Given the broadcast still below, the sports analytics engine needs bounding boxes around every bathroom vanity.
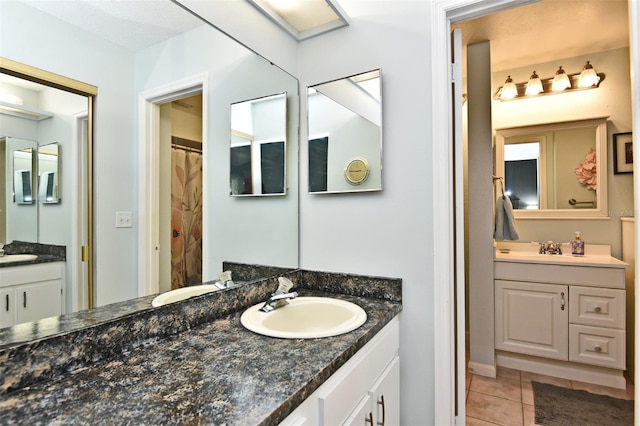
[494,242,629,389]
[0,269,401,424]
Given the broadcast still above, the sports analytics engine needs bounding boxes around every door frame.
[138,74,209,297]
[431,0,640,423]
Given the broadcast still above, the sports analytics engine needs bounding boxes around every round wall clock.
[344,157,370,185]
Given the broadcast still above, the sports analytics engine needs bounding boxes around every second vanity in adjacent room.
[494,241,629,388]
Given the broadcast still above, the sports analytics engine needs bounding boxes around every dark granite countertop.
[0,241,66,268]
[0,270,402,425]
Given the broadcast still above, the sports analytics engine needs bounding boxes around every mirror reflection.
[38,143,60,203]
[308,69,382,194]
[2,137,37,242]
[13,146,34,204]
[495,117,608,218]
[0,0,299,336]
[230,93,287,196]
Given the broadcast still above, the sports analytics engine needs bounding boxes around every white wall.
[1,0,138,306]
[298,2,434,424]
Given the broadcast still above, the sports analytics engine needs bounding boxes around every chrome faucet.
[260,291,298,312]
[538,241,562,255]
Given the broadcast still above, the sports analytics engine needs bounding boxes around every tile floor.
[465,366,635,425]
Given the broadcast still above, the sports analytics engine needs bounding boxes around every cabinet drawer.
[569,286,625,329]
[569,324,625,369]
[494,261,625,289]
[0,262,63,287]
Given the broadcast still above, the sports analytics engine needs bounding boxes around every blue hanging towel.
[494,194,519,241]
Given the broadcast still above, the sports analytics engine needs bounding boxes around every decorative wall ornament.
[574,148,597,190]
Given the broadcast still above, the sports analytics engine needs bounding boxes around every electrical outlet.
[115,211,133,228]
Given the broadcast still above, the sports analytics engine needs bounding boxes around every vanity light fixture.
[246,0,350,41]
[551,66,571,91]
[524,71,543,96]
[494,62,604,101]
[498,75,518,100]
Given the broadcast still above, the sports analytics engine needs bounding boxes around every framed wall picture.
[613,132,633,174]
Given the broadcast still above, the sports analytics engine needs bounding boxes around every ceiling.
[453,0,629,72]
[15,0,205,53]
[10,0,631,74]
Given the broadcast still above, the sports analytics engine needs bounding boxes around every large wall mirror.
[495,117,608,219]
[308,69,382,194]
[0,0,299,336]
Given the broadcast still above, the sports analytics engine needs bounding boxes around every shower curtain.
[171,148,203,289]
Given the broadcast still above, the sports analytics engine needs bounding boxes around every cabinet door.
[495,280,569,360]
[16,280,62,324]
[343,394,373,426]
[369,356,400,426]
[0,288,16,328]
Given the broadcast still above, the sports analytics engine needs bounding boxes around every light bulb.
[500,75,518,100]
[578,61,599,88]
[551,66,571,91]
[525,71,543,96]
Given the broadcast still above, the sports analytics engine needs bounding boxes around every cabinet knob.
[594,306,602,313]
[594,345,602,353]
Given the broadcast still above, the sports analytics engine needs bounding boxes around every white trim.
[467,361,497,379]
[71,111,89,312]
[431,1,548,424]
[138,74,208,298]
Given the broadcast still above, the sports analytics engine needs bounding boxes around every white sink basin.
[240,297,367,339]
[0,254,38,263]
[151,285,220,307]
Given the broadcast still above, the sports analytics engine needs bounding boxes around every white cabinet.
[0,262,64,328]
[495,280,568,360]
[282,317,400,426]
[494,255,627,388]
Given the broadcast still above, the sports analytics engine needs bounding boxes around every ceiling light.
[247,0,350,41]
[499,76,518,100]
[577,61,600,88]
[525,71,543,96]
[551,66,571,91]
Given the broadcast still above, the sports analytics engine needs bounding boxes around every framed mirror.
[308,69,382,194]
[230,92,287,196]
[38,142,60,203]
[495,117,608,218]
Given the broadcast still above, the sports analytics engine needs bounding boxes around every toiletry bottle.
[571,231,585,256]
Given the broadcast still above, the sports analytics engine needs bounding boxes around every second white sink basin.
[151,285,220,307]
[240,297,367,339]
[0,254,38,263]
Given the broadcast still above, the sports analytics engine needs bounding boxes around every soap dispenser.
[571,231,585,256]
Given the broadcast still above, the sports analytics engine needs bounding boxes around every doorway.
[159,95,204,292]
[431,0,640,424]
[138,74,208,297]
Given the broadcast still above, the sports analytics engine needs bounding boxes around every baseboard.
[497,351,626,389]
[468,360,497,378]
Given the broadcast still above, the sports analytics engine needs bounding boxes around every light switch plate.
[115,211,133,228]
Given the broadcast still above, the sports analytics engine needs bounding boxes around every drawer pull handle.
[594,345,602,353]
[366,412,374,425]
[23,291,27,308]
[594,306,602,313]
[560,292,565,311]
[377,395,385,426]
[5,294,8,311]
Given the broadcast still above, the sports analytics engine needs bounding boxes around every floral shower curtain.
[171,148,203,289]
